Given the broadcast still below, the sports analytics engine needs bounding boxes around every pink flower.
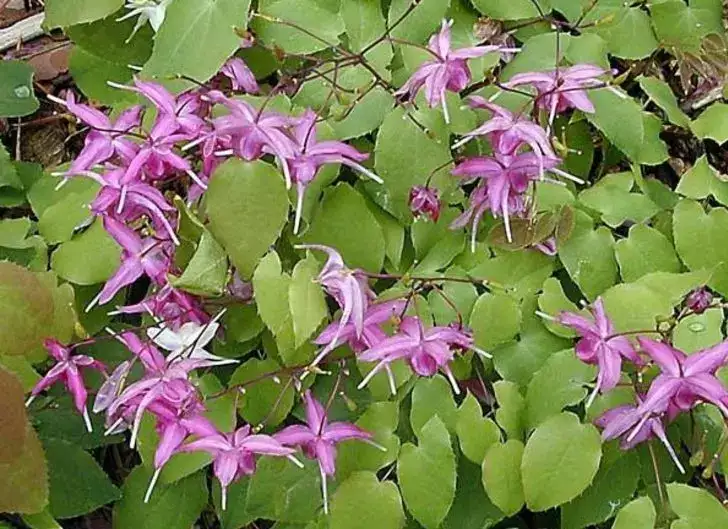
[686,287,713,314]
[28,339,106,432]
[86,217,173,311]
[557,297,641,406]
[395,19,514,123]
[499,65,610,128]
[111,284,209,330]
[409,186,441,222]
[181,425,298,509]
[358,317,487,394]
[220,57,259,93]
[275,391,375,514]
[285,110,382,234]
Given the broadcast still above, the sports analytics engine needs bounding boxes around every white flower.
[117,0,173,43]
[146,310,237,366]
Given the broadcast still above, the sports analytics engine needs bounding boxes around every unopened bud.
[686,287,713,314]
[409,185,441,222]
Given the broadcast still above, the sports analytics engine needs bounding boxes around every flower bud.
[409,185,441,222]
[686,287,713,314]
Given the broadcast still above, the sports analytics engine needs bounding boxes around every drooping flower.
[180,425,299,509]
[86,216,173,312]
[686,287,713,315]
[395,19,515,123]
[275,391,375,514]
[600,338,728,450]
[557,297,642,406]
[111,284,209,330]
[452,98,558,179]
[595,397,685,473]
[220,57,259,94]
[357,316,488,394]
[117,0,173,42]
[409,185,441,222]
[297,244,373,350]
[498,65,611,127]
[27,339,106,432]
[532,236,557,256]
[284,110,382,234]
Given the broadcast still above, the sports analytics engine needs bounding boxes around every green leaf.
[253,251,292,336]
[525,349,596,429]
[330,88,395,140]
[22,508,63,529]
[51,220,121,285]
[170,230,228,296]
[143,0,252,82]
[389,0,450,42]
[493,296,571,386]
[470,292,522,351]
[35,180,98,244]
[43,439,120,519]
[223,304,265,344]
[303,183,385,272]
[442,458,505,529]
[337,402,401,479]
[428,269,478,325]
[0,262,55,357]
[586,88,668,165]
[329,472,405,529]
[578,172,660,228]
[673,308,723,353]
[521,412,602,511]
[0,61,40,118]
[289,255,328,348]
[615,224,681,282]
[0,423,48,514]
[493,381,526,441]
[45,0,123,27]
[207,159,289,279]
[595,8,658,59]
[471,0,550,20]
[639,76,690,127]
[560,445,641,529]
[0,144,21,189]
[667,483,728,527]
[690,103,728,144]
[398,416,456,529]
[242,458,322,523]
[469,251,555,300]
[537,277,579,338]
[410,208,466,274]
[253,0,344,54]
[559,213,619,300]
[673,199,728,296]
[456,392,501,464]
[33,398,122,450]
[410,376,458,436]
[676,156,728,206]
[374,106,451,221]
[612,496,657,529]
[228,357,295,426]
[113,467,207,529]
[650,0,723,52]
[482,440,525,516]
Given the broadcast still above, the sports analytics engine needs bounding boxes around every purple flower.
[451,152,560,245]
[395,19,514,123]
[357,316,488,395]
[27,339,106,432]
[452,99,558,178]
[181,425,298,509]
[220,57,259,93]
[297,244,373,353]
[686,287,713,314]
[499,65,610,127]
[285,110,382,233]
[595,397,684,473]
[601,338,728,452]
[86,217,173,311]
[111,284,209,330]
[532,236,557,256]
[557,297,641,406]
[409,185,441,222]
[275,391,375,514]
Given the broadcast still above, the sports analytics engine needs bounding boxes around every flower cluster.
[557,291,728,473]
[400,22,613,250]
[33,57,382,513]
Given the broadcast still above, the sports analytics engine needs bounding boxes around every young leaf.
[51,220,121,285]
[676,156,728,206]
[0,61,40,118]
[470,292,522,350]
[690,103,728,144]
[329,472,405,529]
[611,496,657,529]
[45,0,123,27]
[398,416,456,529]
[614,224,681,282]
[638,76,690,127]
[667,483,728,527]
[207,159,289,279]
[410,376,458,435]
[456,392,501,464]
[521,412,602,511]
[289,255,328,348]
[170,230,228,296]
[493,381,526,441]
[481,440,525,516]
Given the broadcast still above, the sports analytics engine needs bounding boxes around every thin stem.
[648,440,668,513]
[359,0,420,55]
